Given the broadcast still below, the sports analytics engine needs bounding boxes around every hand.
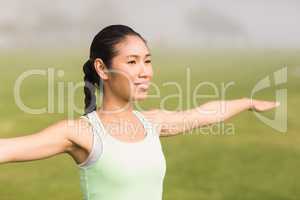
[248,98,280,112]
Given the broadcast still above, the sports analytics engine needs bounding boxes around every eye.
[127,60,136,64]
[145,60,151,64]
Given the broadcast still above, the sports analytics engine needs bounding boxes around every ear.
[94,58,109,80]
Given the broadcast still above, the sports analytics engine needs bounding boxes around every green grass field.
[0,48,299,200]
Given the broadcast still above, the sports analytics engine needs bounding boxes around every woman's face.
[107,35,153,102]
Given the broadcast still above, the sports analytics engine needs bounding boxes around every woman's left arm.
[142,97,280,137]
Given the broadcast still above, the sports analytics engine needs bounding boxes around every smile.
[135,82,149,90]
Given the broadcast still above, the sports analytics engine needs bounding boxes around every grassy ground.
[0,48,299,200]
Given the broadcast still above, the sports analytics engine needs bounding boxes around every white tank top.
[77,110,167,200]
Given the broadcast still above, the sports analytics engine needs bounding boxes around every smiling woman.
[83,25,153,115]
[77,25,166,200]
[0,24,280,200]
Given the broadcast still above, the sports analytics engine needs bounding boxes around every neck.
[98,89,134,116]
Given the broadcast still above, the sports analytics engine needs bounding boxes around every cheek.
[148,67,154,78]
[110,66,134,83]
[110,69,135,94]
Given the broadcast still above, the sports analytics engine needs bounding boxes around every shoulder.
[139,109,162,124]
[139,109,176,133]
[140,109,175,122]
[62,116,94,154]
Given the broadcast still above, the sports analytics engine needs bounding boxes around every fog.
[1,0,299,48]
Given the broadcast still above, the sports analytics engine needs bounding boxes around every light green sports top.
[77,110,167,200]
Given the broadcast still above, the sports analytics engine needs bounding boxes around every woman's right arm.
[0,119,83,164]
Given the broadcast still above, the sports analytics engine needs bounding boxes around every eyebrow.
[126,53,151,58]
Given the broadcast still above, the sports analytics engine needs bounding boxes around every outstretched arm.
[142,98,280,136]
[0,119,78,164]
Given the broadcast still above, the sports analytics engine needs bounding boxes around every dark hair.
[83,24,147,115]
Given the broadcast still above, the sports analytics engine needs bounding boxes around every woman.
[0,25,279,200]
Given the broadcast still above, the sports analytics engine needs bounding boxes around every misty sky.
[0,0,299,48]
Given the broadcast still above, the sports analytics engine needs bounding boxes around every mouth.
[134,81,150,90]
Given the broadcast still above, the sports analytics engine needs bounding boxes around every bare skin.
[0,35,280,165]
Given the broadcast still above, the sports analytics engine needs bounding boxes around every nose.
[139,62,150,77]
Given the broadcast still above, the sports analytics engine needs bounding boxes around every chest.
[88,137,167,185]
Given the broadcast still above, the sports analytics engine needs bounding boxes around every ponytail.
[83,59,100,115]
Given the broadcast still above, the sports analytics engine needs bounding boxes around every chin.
[133,94,148,101]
